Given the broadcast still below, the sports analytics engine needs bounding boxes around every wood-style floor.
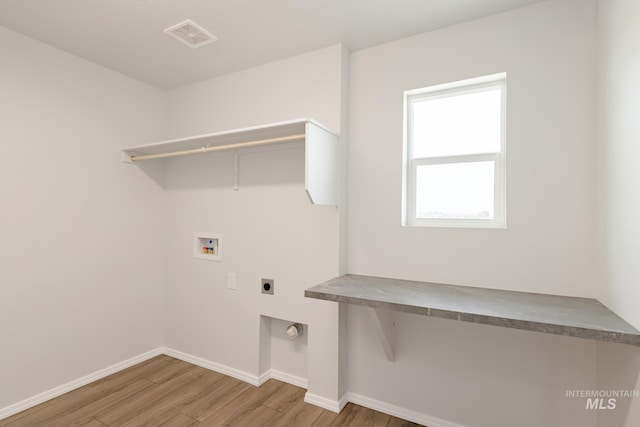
[0,355,423,427]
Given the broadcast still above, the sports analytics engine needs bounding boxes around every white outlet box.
[194,232,222,261]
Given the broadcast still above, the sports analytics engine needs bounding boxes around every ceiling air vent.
[163,19,217,49]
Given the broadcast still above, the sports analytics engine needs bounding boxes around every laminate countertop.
[305,274,640,346]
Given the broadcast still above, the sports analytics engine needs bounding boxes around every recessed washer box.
[194,232,222,261]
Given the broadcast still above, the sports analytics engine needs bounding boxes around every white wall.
[347,1,598,426]
[162,45,347,405]
[596,1,640,426]
[5,1,639,425]
[0,27,168,410]
[596,0,640,333]
[167,45,343,138]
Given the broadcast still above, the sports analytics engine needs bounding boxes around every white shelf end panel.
[305,121,339,206]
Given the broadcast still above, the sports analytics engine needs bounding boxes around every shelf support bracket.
[233,152,239,191]
[366,306,395,362]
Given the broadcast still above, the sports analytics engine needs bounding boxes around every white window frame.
[403,73,507,228]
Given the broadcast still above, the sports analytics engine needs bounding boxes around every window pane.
[411,87,501,158]
[415,161,494,219]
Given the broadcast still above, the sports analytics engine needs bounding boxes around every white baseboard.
[0,348,163,421]
[163,348,346,415]
[266,369,308,389]
[162,347,261,386]
[347,392,468,427]
[159,350,464,426]
[163,347,310,391]
[162,348,461,426]
[1,347,464,427]
[304,391,347,413]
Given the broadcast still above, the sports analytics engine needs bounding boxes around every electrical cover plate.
[262,278,274,295]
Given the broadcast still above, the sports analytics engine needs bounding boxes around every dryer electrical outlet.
[261,278,274,295]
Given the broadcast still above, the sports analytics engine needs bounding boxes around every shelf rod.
[129,133,306,162]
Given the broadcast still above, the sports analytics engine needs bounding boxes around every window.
[403,73,506,228]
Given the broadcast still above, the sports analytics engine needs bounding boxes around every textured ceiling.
[0,0,545,90]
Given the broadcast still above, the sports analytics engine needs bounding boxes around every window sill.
[404,219,506,229]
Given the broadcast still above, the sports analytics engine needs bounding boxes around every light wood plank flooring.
[0,355,423,426]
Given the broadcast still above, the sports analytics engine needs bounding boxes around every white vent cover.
[163,19,217,49]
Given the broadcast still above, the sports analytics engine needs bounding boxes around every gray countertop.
[305,274,640,346]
